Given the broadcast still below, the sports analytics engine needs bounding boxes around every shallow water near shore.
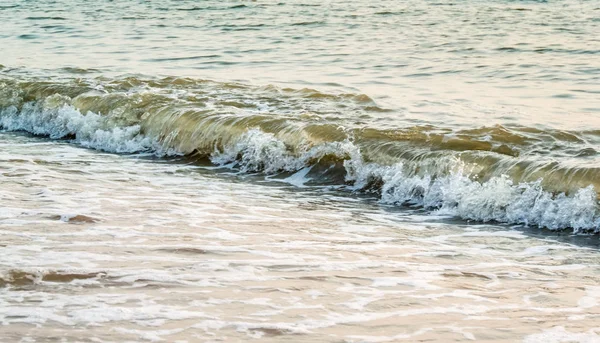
[1,0,600,341]
[2,132,600,342]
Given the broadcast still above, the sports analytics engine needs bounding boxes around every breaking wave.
[1,74,599,232]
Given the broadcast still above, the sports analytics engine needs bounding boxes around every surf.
[1,74,599,232]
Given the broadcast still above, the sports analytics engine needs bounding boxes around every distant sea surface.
[1,1,600,342]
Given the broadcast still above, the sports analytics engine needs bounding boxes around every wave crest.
[0,98,165,154]
[1,74,599,232]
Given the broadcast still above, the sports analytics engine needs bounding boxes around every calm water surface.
[1,0,600,342]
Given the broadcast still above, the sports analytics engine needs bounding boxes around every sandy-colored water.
[1,132,599,342]
[2,0,600,341]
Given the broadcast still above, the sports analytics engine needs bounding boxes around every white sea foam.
[210,128,355,173]
[2,131,600,342]
[345,156,600,231]
[523,326,600,343]
[0,99,164,154]
[211,129,600,232]
[2,99,598,232]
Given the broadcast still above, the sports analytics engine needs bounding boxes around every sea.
[1,0,600,342]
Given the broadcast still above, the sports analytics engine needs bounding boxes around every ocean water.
[1,0,600,342]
